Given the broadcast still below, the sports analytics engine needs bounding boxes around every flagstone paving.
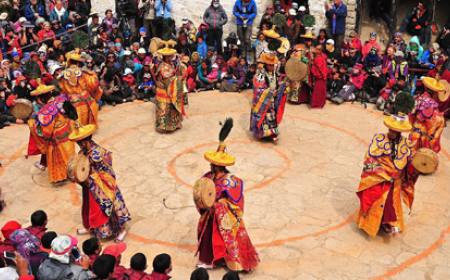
[1,91,450,280]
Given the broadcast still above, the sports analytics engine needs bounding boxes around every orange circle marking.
[166,139,292,192]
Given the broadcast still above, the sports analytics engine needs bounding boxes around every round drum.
[285,58,307,82]
[67,154,90,183]
[412,148,439,174]
[11,99,33,120]
[193,177,216,209]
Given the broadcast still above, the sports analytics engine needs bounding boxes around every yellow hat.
[301,31,315,39]
[422,77,445,93]
[65,50,85,63]
[258,52,279,65]
[69,124,97,141]
[157,47,177,56]
[383,113,412,133]
[437,79,450,102]
[277,37,291,54]
[262,27,280,39]
[204,143,235,166]
[30,84,56,96]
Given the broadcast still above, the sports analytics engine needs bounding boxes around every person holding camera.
[139,0,156,38]
[38,235,91,280]
[155,0,174,40]
[233,0,257,61]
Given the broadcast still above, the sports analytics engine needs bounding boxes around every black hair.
[152,253,171,273]
[93,255,116,279]
[190,267,209,280]
[82,237,100,256]
[31,210,47,226]
[41,231,57,249]
[222,271,240,280]
[130,253,147,271]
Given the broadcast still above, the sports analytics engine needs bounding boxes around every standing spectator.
[88,14,101,47]
[325,0,347,52]
[310,45,328,108]
[400,0,429,45]
[139,0,156,37]
[203,0,228,54]
[116,0,139,36]
[233,0,257,60]
[24,0,46,22]
[102,9,119,35]
[155,0,174,40]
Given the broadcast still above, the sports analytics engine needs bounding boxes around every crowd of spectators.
[0,210,243,279]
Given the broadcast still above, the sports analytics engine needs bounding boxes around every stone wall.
[91,0,357,37]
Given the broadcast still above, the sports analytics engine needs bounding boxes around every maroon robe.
[310,52,328,108]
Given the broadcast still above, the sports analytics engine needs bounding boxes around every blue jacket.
[233,0,257,26]
[197,41,208,60]
[155,0,172,18]
[25,3,46,22]
[325,3,347,35]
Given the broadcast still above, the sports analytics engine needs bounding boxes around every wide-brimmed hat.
[69,124,97,141]
[66,50,85,63]
[439,80,450,102]
[301,30,314,39]
[262,27,280,39]
[422,77,448,101]
[258,52,279,65]
[30,84,56,96]
[204,118,235,167]
[157,47,177,56]
[383,113,412,133]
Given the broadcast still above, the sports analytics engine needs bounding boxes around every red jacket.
[148,272,171,280]
[122,269,152,280]
[26,226,47,240]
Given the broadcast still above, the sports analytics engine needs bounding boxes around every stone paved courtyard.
[1,91,450,280]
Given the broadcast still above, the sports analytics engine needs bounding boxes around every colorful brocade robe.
[250,70,287,139]
[409,93,446,154]
[197,171,259,271]
[154,61,185,132]
[59,66,101,126]
[356,133,416,237]
[81,140,131,239]
[27,94,75,183]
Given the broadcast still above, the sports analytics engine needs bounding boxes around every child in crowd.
[82,237,102,268]
[26,210,47,239]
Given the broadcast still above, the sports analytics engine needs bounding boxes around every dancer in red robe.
[310,45,328,108]
[196,118,259,272]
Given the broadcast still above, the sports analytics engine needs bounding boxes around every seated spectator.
[40,231,57,254]
[137,72,155,101]
[222,271,240,280]
[49,0,70,26]
[197,61,215,90]
[197,35,208,60]
[190,267,209,280]
[362,32,381,59]
[123,253,151,279]
[363,47,382,69]
[37,22,56,42]
[0,221,22,255]
[346,30,362,54]
[186,52,200,92]
[149,253,172,280]
[103,242,127,279]
[223,32,241,61]
[390,32,407,54]
[135,27,150,48]
[419,42,440,69]
[335,63,367,104]
[11,228,48,276]
[328,71,345,103]
[406,35,424,64]
[92,254,116,280]
[26,210,47,240]
[325,39,340,69]
[177,32,195,56]
[37,234,90,280]
[252,32,268,62]
[179,18,197,46]
[82,237,101,268]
